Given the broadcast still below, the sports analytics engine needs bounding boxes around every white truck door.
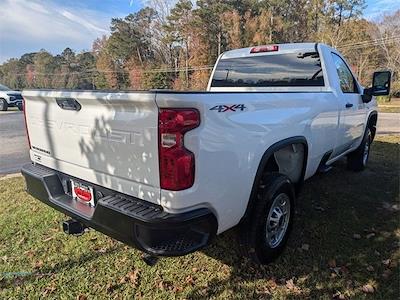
[331,53,367,156]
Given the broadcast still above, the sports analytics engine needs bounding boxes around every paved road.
[0,110,30,175]
[0,111,398,175]
[376,113,400,135]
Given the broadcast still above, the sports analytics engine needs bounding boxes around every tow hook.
[142,253,159,266]
[62,219,86,235]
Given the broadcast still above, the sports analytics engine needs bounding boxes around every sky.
[0,0,399,63]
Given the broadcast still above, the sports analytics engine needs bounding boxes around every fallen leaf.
[314,206,325,212]
[366,233,375,239]
[42,284,56,297]
[285,279,301,293]
[382,259,391,266]
[333,291,345,299]
[24,250,35,258]
[267,278,277,289]
[95,247,107,253]
[328,259,337,268]
[106,283,116,293]
[332,267,341,275]
[186,275,195,285]
[18,237,26,245]
[127,269,140,286]
[43,236,53,242]
[301,244,310,251]
[192,267,198,272]
[361,284,374,293]
[366,265,374,272]
[76,295,87,300]
[34,260,44,269]
[286,279,295,289]
[353,234,361,240]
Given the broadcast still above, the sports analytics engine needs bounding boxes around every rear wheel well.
[241,137,308,222]
[265,143,306,185]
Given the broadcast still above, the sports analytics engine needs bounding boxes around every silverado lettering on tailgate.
[29,116,145,146]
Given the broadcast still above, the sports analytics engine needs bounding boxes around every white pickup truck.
[21,43,391,264]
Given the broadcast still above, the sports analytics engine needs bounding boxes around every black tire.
[239,173,295,264]
[17,102,23,111]
[0,99,8,111]
[347,128,372,172]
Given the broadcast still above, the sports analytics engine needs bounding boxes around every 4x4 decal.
[210,104,246,112]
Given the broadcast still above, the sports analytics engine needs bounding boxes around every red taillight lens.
[250,45,279,53]
[22,98,31,149]
[159,108,200,191]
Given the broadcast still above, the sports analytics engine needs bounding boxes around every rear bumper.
[21,163,217,256]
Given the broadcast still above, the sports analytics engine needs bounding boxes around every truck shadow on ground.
[189,139,399,299]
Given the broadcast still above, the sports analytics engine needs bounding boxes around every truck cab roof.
[221,43,326,59]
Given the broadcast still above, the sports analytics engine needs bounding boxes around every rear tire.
[0,99,8,111]
[239,173,295,264]
[347,128,372,172]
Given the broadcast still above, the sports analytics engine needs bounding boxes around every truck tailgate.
[22,90,160,204]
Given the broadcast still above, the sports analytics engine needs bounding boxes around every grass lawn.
[378,98,400,113]
[0,135,399,299]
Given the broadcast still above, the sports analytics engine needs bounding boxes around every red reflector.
[159,108,200,191]
[73,187,92,202]
[250,45,279,53]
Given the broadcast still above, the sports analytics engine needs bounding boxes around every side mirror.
[372,71,391,96]
[362,71,391,103]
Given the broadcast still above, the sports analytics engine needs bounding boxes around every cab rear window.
[211,52,324,87]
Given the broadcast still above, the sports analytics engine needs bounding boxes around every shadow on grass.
[0,244,123,289]
[189,139,399,299]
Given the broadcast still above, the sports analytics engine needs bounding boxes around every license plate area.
[71,180,95,207]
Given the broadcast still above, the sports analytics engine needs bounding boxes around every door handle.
[345,103,353,108]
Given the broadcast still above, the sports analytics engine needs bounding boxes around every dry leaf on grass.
[328,259,336,268]
[285,279,301,293]
[361,284,374,293]
[119,269,140,287]
[301,244,310,251]
[34,260,44,269]
[333,291,345,299]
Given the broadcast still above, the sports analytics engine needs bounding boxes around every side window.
[332,53,358,93]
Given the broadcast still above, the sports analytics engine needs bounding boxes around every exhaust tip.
[62,219,86,235]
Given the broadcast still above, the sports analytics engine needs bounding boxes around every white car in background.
[0,84,23,111]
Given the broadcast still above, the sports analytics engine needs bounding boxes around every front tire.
[239,173,295,264]
[17,102,23,111]
[0,99,8,111]
[347,128,372,172]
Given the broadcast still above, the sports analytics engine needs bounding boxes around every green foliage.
[141,68,173,90]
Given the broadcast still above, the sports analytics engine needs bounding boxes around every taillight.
[250,45,279,53]
[159,108,200,191]
[23,98,31,149]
